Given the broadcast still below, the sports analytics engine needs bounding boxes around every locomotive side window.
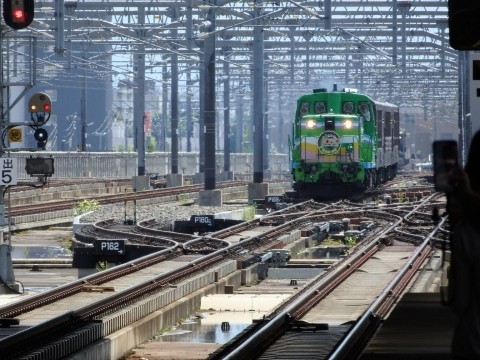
[385,111,392,136]
[393,111,400,146]
[342,101,354,114]
[359,102,371,121]
[377,109,384,148]
[300,102,310,116]
[325,117,335,130]
[314,101,326,114]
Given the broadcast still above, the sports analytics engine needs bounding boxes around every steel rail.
[214,211,404,360]
[328,201,446,359]
[0,253,224,359]
[0,245,178,319]
[10,181,253,216]
[1,191,441,359]
[212,195,439,359]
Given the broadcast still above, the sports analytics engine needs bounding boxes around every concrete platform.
[360,292,456,359]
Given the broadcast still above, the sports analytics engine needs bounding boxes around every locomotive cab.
[292,113,363,188]
[290,88,398,199]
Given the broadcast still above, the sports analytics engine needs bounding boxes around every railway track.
[2,200,329,359]
[9,180,255,217]
[1,176,446,359]
[207,194,448,359]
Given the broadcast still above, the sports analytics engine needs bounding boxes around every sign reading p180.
[190,215,215,227]
[265,195,284,209]
[266,195,284,204]
[95,239,126,256]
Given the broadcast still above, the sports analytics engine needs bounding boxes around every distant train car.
[289,87,400,199]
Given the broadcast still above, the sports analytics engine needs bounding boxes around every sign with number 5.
[0,158,18,185]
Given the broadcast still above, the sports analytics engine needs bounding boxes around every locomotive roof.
[298,90,398,109]
[373,99,399,109]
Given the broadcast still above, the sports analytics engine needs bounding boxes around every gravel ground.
[79,202,249,229]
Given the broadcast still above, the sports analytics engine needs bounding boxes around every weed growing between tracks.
[242,204,257,221]
[73,199,100,215]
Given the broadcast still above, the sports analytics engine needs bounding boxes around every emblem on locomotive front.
[318,131,341,154]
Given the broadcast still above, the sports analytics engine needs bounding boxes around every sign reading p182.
[95,239,126,256]
[1,158,18,185]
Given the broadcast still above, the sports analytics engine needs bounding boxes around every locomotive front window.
[342,101,354,114]
[314,101,326,114]
[300,102,309,116]
[325,117,335,130]
[359,102,371,121]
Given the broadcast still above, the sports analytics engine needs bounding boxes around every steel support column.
[253,0,264,183]
[223,47,231,172]
[204,3,216,190]
[170,9,179,174]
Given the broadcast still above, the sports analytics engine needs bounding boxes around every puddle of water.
[23,287,54,295]
[301,246,345,259]
[11,246,72,259]
[157,311,262,344]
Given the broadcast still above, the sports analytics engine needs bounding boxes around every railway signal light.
[33,128,48,149]
[28,92,52,114]
[27,92,52,149]
[3,0,34,30]
[28,92,52,128]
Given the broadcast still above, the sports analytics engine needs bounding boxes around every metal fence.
[13,152,289,179]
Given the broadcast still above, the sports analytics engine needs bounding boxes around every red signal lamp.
[3,0,34,30]
[13,9,24,21]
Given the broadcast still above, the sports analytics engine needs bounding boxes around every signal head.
[33,128,48,149]
[28,92,52,114]
[3,0,34,30]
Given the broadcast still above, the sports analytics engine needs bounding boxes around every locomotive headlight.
[306,119,316,129]
[344,119,353,129]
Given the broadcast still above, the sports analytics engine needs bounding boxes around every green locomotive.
[289,87,400,199]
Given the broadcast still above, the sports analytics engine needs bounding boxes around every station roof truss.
[1,0,458,124]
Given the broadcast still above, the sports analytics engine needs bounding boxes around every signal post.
[0,0,48,293]
[0,90,54,294]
